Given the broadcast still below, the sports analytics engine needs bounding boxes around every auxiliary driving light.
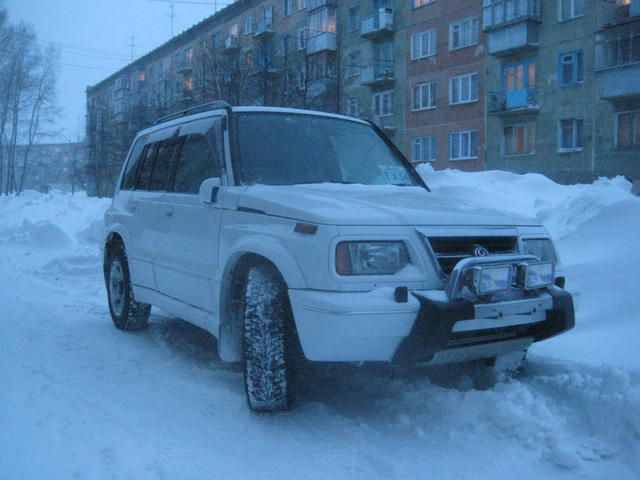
[468,265,512,296]
[516,261,555,290]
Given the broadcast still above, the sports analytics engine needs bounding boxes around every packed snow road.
[1,170,639,479]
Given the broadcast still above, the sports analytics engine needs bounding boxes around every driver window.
[172,134,220,194]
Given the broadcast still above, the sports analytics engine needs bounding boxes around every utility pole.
[128,35,136,62]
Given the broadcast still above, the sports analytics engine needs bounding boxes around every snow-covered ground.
[1,170,639,479]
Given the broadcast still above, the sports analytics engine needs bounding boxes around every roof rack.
[153,100,232,125]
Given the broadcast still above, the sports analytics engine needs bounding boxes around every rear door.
[129,126,179,291]
[154,116,225,316]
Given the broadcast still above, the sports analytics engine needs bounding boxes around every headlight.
[336,241,409,275]
[515,261,555,290]
[468,265,512,295]
[521,238,557,263]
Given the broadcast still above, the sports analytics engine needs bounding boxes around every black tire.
[105,243,151,331]
[242,262,295,412]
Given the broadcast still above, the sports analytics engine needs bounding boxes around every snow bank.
[417,165,640,369]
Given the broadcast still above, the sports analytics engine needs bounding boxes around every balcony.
[595,21,640,101]
[224,35,239,53]
[254,19,275,39]
[176,58,194,74]
[488,89,539,116]
[307,32,337,55]
[361,9,394,39]
[307,0,336,12]
[361,63,395,88]
[483,0,542,56]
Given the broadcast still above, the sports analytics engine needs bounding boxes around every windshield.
[232,112,421,187]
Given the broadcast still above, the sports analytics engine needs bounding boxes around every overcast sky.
[5,0,229,143]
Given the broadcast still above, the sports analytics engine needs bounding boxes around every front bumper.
[288,287,574,364]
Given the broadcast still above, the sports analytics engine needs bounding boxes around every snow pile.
[1,178,639,480]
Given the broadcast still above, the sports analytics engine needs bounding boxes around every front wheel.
[106,243,151,331]
[242,262,295,412]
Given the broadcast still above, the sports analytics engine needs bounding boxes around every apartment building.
[483,0,640,184]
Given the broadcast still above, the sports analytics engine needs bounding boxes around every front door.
[154,116,226,320]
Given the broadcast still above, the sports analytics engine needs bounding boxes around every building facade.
[15,143,87,192]
[483,0,640,184]
[86,0,640,195]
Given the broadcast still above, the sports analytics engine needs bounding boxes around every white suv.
[103,102,574,411]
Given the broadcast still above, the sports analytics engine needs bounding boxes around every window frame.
[558,0,585,22]
[557,118,584,152]
[412,135,437,162]
[348,6,361,33]
[412,0,436,11]
[615,110,640,148]
[411,29,437,60]
[449,16,479,51]
[558,50,584,87]
[372,89,394,117]
[449,130,479,160]
[347,97,360,118]
[412,81,436,111]
[502,123,536,157]
[244,16,254,35]
[449,72,479,105]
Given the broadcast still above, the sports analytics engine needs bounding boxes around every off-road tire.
[242,262,295,412]
[106,243,151,331]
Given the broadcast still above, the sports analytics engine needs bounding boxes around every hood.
[234,184,541,227]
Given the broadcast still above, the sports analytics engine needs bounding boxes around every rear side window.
[121,136,147,190]
[149,140,181,191]
[172,134,219,194]
[134,144,157,190]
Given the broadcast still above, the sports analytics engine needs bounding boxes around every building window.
[412,0,435,9]
[244,16,254,35]
[449,130,478,160]
[347,50,361,77]
[558,118,584,151]
[347,98,360,117]
[297,67,306,89]
[283,0,294,17]
[450,73,478,104]
[450,17,479,50]
[373,90,394,117]
[298,0,306,10]
[559,51,584,87]
[308,7,336,35]
[412,136,437,162]
[297,27,308,49]
[185,76,194,91]
[559,0,584,21]
[503,124,536,156]
[412,81,436,110]
[616,111,640,147]
[411,29,437,60]
[349,6,361,32]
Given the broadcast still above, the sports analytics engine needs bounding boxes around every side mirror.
[199,177,221,204]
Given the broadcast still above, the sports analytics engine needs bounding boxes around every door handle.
[126,199,137,213]
[164,206,174,218]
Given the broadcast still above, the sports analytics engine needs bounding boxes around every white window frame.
[558,118,584,152]
[449,72,479,105]
[615,110,640,148]
[244,16,254,35]
[449,17,479,51]
[412,136,437,162]
[297,0,306,11]
[411,29,437,60]
[347,98,360,118]
[412,81,436,111]
[558,0,584,22]
[449,130,478,160]
[283,0,294,17]
[412,0,435,9]
[502,123,536,156]
[373,90,394,117]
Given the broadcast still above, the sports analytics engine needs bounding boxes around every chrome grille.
[427,236,518,275]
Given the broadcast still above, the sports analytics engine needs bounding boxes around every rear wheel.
[106,243,151,331]
[242,262,295,412]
